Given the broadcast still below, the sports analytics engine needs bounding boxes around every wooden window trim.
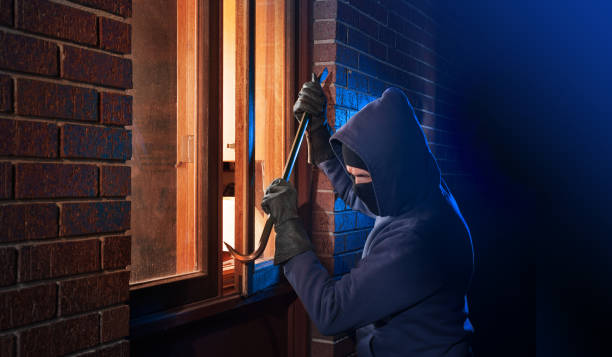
[129,0,220,320]
[129,0,311,336]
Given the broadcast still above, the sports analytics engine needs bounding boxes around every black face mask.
[353,181,379,216]
[342,144,380,216]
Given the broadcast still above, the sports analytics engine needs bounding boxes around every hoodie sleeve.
[318,158,377,218]
[283,229,445,336]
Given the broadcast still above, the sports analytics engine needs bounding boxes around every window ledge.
[129,281,295,338]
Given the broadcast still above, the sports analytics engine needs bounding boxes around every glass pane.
[130,0,201,284]
[254,0,287,261]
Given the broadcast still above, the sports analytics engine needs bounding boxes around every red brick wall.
[309,0,463,355]
[0,1,132,356]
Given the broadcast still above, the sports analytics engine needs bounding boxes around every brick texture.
[19,239,100,282]
[0,283,57,330]
[62,46,133,88]
[0,334,15,357]
[15,163,98,199]
[68,0,132,17]
[0,162,12,200]
[100,166,130,197]
[99,17,131,54]
[101,305,129,343]
[0,247,17,286]
[102,236,131,269]
[0,0,12,26]
[20,313,99,357]
[0,32,58,75]
[61,124,131,160]
[100,92,132,126]
[17,0,97,45]
[98,340,130,357]
[59,271,130,316]
[0,0,132,352]
[0,75,12,112]
[60,201,130,236]
[17,79,98,121]
[0,204,58,242]
[0,119,58,158]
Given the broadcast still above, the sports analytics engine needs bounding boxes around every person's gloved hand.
[293,73,335,166]
[261,178,312,265]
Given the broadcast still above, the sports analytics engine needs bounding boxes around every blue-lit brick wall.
[310,0,463,351]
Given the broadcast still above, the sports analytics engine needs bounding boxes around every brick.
[335,87,358,109]
[100,166,130,197]
[369,38,387,60]
[0,32,58,75]
[336,22,347,43]
[68,0,131,17]
[337,2,358,26]
[0,0,12,26]
[347,28,368,52]
[313,21,336,41]
[0,334,15,357]
[0,204,58,242]
[99,341,129,357]
[352,0,387,24]
[0,283,56,329]
[62,46,133,88]
[313,190,335,212]
[313,0,337,20]
[347,71,368,93]
[20,313,99,357]
[61,124,131,160]
[19,239,100,282]
[17,79,98,121]
[312,232,344,256]
[335,66,347,87]
[336,44,359,68]
[101,305,129,343]
[345,229,368,251]
[100,92,132,126]
[99,17,131,54]
[0,162,11,200]
[314,170,333,190]
[0,75,12,112]
[0,119,58,158]
[0,247,17,286]
[102,235,130,269]
[60,201,130,236]
[60,271,130,315]
[312,211,356,233]
[313,43,336,63]
[17,0,97,45]
[15,163,98,199]
[311,334,355,355]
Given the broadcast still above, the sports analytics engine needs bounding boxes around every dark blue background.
[436,1,612,355]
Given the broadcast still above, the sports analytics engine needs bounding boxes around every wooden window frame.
[129,0,311,336]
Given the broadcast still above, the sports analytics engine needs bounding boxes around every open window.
[223,0,296,296]
[129,0,300,323]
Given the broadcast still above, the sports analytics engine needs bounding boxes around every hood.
[330,87,441,217]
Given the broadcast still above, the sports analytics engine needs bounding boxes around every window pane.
[130,0,201,284]
[254,0,287,261]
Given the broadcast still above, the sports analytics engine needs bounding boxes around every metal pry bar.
[225,68,328,263]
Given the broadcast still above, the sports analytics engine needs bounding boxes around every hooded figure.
[262,84,474,356]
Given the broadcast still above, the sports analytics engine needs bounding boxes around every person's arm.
[318,156,377,218]
[283,230,445,335]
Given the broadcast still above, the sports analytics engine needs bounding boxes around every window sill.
[129,280,295,338]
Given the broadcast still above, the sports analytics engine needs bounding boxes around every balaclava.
[342,144,379,216]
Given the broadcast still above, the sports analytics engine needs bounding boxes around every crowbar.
[225,68,328,263]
